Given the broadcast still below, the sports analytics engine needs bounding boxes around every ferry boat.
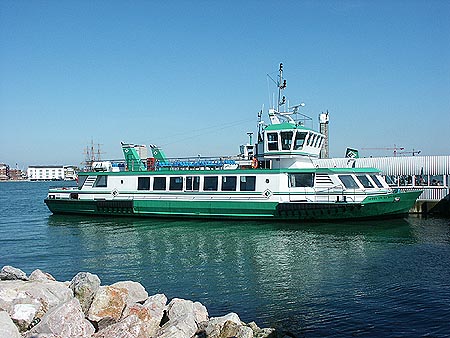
[44,65,421,221]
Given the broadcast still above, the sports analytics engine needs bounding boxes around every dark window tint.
[356,175,374,188]
[222,176,237,191]
[94,175,107,187]
[138,177,150,190]
[338,175,359,189]
[204,176,218,191]
[169,177,183,190]
[267,133,278,151]
[186,176,200,191]
[153,177,166,190]
[78,175,88,189]
[289,173,314,187]
[240,176,256,191]
[281,131,293,150]
[294,132,307,150]
[370,175,384,188]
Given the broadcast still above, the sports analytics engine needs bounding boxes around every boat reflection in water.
[46,214,450,337]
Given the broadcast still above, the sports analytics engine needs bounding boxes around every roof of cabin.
[264,122,314,132]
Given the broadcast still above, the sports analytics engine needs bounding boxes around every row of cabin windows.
[92,173,384,191]
[137,175,257,192]
[287,173,384,189]
[338,174,384,189]
[267,131,324,152]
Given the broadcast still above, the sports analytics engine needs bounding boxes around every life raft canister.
[251,157,259,169]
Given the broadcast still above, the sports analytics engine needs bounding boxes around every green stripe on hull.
[44,190,421,221]
[133,199,277,218]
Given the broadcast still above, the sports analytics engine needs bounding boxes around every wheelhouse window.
[186,176,200,191]
[138,177,150,190]
[169,177,183,191]
[294,132,307,150]
[281,131,293,150]
[318,137,324,148]
[94,175,107,187]
[307,133,314,146]
[240,176,256,191]
[204,176,218,191]
[267,132,278,151]
[338,175,359,189]
[314,136,322,148]
[356,175,374,188]
[288,173,314,187]
[153,177,166,190]
[222,176,237,191]
[370,175,384,188]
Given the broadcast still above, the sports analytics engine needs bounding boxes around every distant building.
[26,165,78,181]
[0,163,9,181]
[27,166,65,181]
[8,168,25,180]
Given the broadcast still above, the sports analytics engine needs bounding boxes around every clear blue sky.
[1,0,449,168]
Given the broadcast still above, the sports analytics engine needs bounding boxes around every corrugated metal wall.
[314,156,450,175]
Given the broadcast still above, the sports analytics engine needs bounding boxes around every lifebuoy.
[251,157,259,169]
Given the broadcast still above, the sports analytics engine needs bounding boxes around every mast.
[277,63,286,112]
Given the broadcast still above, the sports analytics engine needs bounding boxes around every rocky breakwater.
[0,266,280,338]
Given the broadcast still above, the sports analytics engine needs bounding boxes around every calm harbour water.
[1,181,450,337]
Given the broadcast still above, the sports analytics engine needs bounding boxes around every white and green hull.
[45,168,422,221]
[45,192,420,220]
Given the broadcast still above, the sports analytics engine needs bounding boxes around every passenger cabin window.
[289,173,314,187]
[294,132,307,150]
[338,175,359,189]
[169,177,183,191]
[153,177,166,190]
[240,176,256,191]
[78,175,88,189]
[281,131,293,150]
[267,132,278,151]
[222,176,237,191]
[94,175,107,187]
[204,176,218,191]
[186,176,200,191]
[138,177,150,190]
[370,175,384,188]
[356,175,374,188]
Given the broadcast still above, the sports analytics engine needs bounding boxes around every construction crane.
[399,149,421,156]
[361,145,404,157]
